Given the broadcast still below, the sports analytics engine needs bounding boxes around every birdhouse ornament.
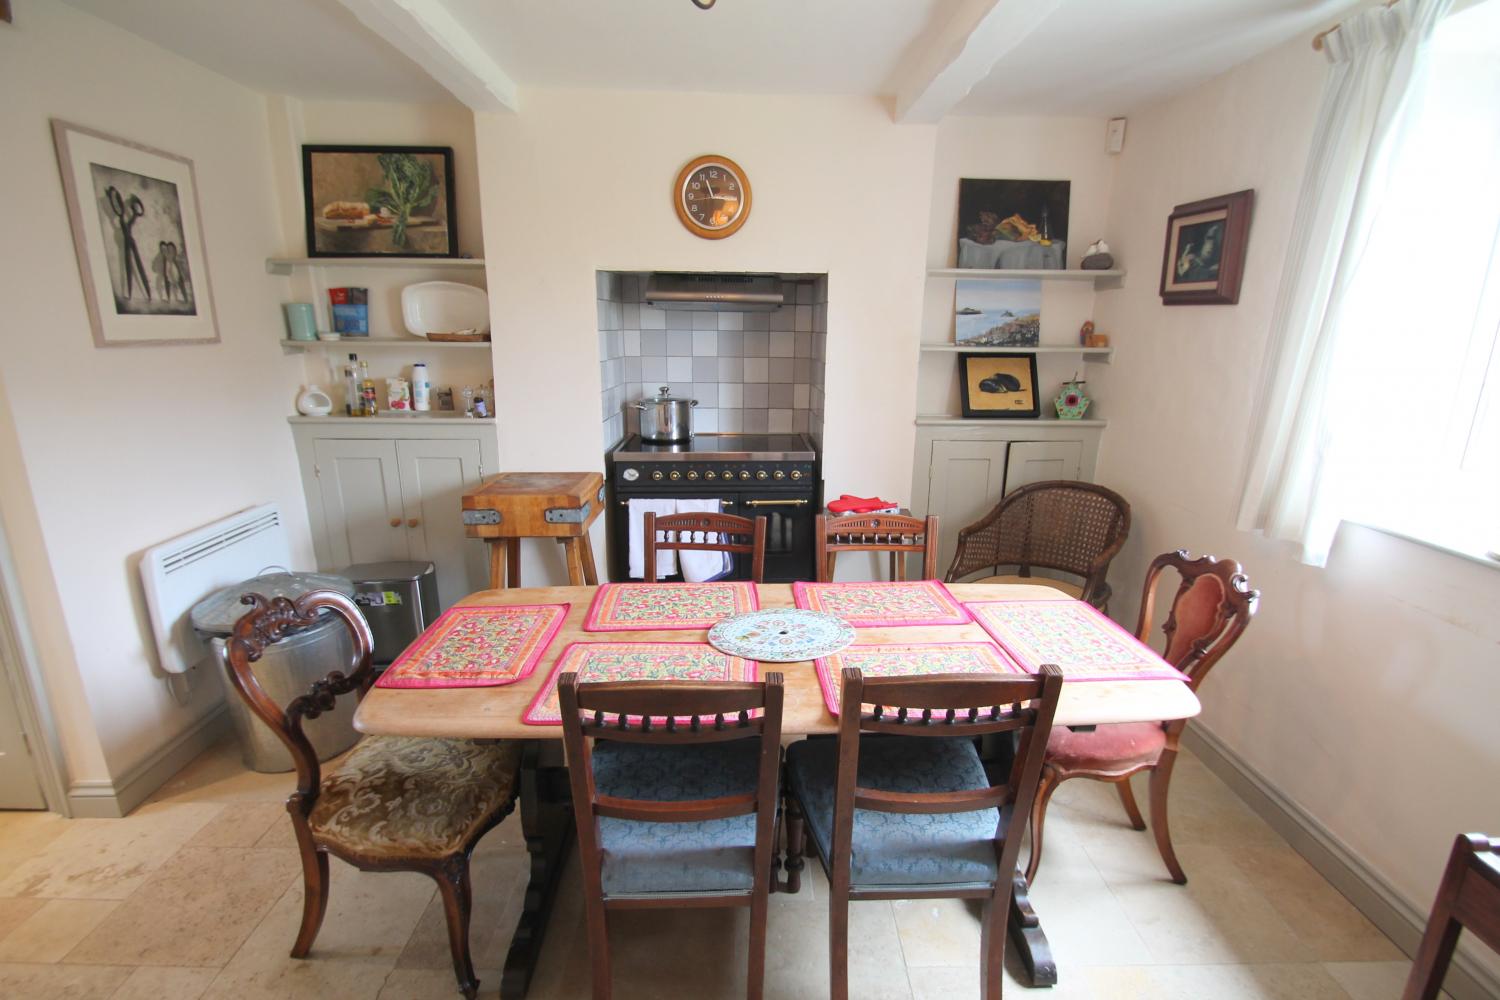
[1055,377,1091,420]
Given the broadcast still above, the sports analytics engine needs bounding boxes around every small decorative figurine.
[1055,376,1091,420]
[1081,239,1115,270]
[1079,320,1095,346]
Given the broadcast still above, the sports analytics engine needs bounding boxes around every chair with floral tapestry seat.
[784,666,1063,1000]
[944,481,1130,611]
[560,672,785,1000]
[1024,550,1258,886]
[223,591,520,1000]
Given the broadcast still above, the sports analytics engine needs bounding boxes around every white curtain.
[1234,0,1454,566]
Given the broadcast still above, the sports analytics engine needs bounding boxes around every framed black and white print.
[51,120,219,347]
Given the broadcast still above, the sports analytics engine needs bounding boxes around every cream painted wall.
[1089,29,1500,977]
[0,0,314,785]
[474,90,937,583]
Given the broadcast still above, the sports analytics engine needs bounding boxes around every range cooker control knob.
[669,470,682,481]
[790,470,803,480]
[705,470,717,480]
[686,470,699,480]
[773,470,785,480]
[622,468,640,482]
[651,470,664,481]
[739,470,751,481]
[723,469,735,480]
[756,470,769,480]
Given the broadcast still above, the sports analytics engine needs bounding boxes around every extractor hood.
[644,272,783,311]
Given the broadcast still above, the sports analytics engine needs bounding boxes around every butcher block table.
[461,472,604,590]
[355,582,1201,997]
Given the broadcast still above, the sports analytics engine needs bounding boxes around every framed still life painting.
[959,352,1041,418]
[51,120,220,347]
[302,145,457,259]
[1159,189,1254,304]
[956,178,1070,270]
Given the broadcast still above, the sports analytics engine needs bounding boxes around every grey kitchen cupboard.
[910,421,1100,577]
[291,418,500,613]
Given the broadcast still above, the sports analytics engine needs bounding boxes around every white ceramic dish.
[401,281,490,339]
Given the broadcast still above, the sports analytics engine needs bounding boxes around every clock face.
[675,156,752,239]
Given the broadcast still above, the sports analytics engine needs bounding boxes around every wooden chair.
[643,510,768,583]
[814,513,938,582]
[560,672,785,1000]
[785,666,1063,1000]
[1403,833,1500,1000]
[224,591,520,999]
[1025,550,1258,885]
[944,481,1130,610]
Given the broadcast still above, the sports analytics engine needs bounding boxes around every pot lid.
[190,571,354,635]
[642,386,697,405]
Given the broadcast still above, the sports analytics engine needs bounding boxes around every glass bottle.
[359,360,378,416]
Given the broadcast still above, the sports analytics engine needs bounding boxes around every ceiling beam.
[890,0,1063,123]
[336,0,518,114]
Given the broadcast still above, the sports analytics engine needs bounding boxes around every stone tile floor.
[0,740,1438,999]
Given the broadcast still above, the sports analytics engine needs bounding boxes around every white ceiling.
[60,0,1357,116]
[61,0,453,102]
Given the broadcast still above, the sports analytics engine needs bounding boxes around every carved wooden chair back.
[1404,833,1500,1000]
[1135,549,1259,691]
[224,590,374,810]
[832,665,1063,897]
[644,511,768,583]
[815,513,938,582]
[944,481,1130,605]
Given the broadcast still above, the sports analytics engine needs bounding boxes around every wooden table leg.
[559,538,585,586]
[487,540,507,591]
[505,538,521,588]
[500,741,574,1000]
[578,532,599,586]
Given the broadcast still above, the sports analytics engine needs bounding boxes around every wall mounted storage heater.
[140,503,291,674]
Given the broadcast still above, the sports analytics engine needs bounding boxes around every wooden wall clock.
[674,154,752,239]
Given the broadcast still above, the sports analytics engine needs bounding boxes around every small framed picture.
[959,352,1041,419]
[1159,189,1254,305]
[302,145,457,258]
[51,120,219,347]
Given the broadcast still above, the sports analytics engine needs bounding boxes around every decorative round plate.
[708,609,855,662]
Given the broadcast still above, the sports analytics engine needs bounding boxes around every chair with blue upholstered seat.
[784,666,1062,1000]
[559,672,785,1000]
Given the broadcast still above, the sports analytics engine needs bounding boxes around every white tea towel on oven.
[627,498,678,580]
[674,499,733,582]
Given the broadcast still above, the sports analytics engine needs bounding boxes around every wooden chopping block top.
[462,471,604,538]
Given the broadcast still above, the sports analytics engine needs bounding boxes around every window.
[1321,0,1500,559]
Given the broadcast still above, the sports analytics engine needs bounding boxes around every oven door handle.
[617,499,737,507]
[743,499,809,507]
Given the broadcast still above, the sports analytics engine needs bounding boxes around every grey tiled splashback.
[599,272,827,450]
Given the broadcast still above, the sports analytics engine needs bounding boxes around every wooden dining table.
[354,582,1201,998]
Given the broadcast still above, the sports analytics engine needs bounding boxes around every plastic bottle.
[344,353,361,416]
[359,360,379,416]
[411,363,431,412]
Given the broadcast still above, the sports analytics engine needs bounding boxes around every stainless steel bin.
[192,572,361,773]
[339,561,439,665]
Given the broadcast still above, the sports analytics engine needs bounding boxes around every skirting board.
[67,705,230,818]
[1184,722,1500,1000]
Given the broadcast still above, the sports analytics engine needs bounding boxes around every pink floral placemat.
[814,641,1025,715]
[522,641,759,726]
[376,604,568,689]
[791,580,971,627]
[583,582,760,632]
[965,599,1189,683]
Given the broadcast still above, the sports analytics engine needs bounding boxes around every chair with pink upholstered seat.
[1024,550,1258,885]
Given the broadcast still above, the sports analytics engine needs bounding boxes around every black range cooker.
[607,434,820,583]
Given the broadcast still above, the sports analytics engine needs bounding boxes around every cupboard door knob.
[407,517,420,528]
[389,517,402,528]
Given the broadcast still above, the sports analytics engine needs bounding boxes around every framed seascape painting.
[1159,189,1254,304]
[956,178,1070,270]
[955,279,1041,346]
[51,120,219,347]
[959,353,1040,419]
[302,145,457,258]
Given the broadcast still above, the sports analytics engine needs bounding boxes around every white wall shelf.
[915,414,1108,428]
[279,338,491,353]
[266,257,486,276]
[287,414,494,425]
[926,267,1124,289]
[919,344,1113,364]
